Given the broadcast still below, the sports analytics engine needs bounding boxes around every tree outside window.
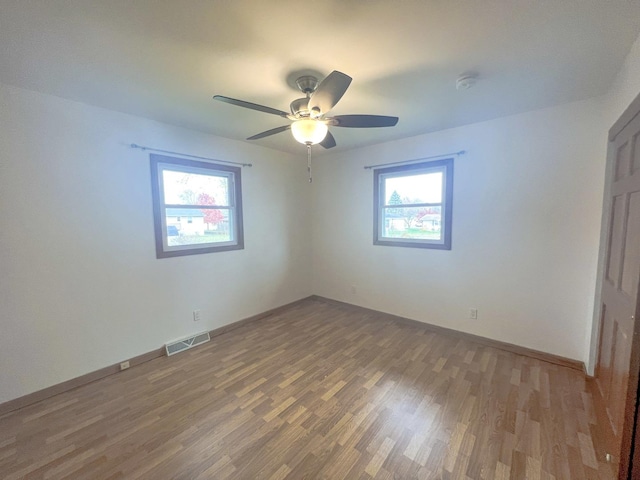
[374,159,453,250]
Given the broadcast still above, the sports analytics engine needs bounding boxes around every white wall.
[588,33,640,374]
[311,98,605,363]
[0,83,312,403]
[2,31,638,404]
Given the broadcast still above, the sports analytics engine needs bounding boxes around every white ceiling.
[1,0,640,155]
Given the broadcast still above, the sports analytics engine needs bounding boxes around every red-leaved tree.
[198,193,224,228]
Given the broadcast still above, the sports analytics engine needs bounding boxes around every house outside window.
[374,158,453,249]
[150,154,244,258]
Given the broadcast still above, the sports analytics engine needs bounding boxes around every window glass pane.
[384,172,442,205]
[162,169,230,206]
[374,159,451,250]
[381,206,442,240]
[165,209,232,246]
[152,155,243,258]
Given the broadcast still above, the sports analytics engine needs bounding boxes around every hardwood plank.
[0,298,613,479]
[0,297,313,417]
[311,296,586,372]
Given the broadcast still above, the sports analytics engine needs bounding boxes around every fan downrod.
[291,75,319,117]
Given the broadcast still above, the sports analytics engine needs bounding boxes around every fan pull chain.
[307,144,313,183]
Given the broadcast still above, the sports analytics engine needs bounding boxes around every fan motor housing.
[290,97,310,117]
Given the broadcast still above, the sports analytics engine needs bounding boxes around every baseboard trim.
[310,295,586,373]
[0,296,313,417]
[205,296,313,341]
[1,294,584,416]
[0,347,165,418]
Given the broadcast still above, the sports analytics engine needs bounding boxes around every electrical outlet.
[193,310,201,322]
[120,361,130,371]
[350,285,357,295]
[469,308,478,319]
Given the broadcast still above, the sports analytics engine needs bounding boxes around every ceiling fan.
[213,71,399,149]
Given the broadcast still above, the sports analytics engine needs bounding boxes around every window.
[150,154,244,258]
[374,158,453,249]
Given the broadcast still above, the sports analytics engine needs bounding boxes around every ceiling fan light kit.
[213,70,399,150]
[291,119,328,145]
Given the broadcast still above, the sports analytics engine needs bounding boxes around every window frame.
[373,158,453,250]
[150,154,244,258]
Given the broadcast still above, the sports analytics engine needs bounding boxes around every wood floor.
[0,298,614,479]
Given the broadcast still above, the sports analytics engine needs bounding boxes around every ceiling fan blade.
[330,115,399,128]
[319,131,337,149]
[308,71,352,117]
[246,125,291,140]
[213,95,289,118]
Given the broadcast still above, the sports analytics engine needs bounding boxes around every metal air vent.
[165,331,210,356]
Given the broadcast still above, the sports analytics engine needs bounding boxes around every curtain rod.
[130,144,252,167]
[363,150,466,170]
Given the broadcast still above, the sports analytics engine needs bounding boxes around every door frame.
[592,90,640,479]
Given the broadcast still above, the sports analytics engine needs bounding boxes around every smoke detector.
[456,74,477,90]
